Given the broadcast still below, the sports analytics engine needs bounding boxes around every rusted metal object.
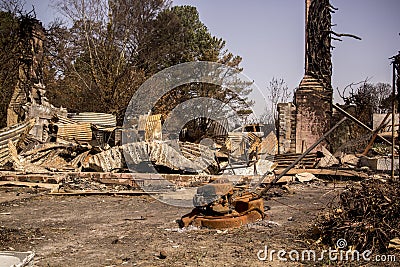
[184,208,264,229]
[179,182,265,229]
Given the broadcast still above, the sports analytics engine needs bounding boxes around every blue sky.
[25,0,400,108]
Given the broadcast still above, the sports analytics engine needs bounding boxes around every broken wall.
[294,79,332,153]
[277,103,296,153]
[6,17,66,142]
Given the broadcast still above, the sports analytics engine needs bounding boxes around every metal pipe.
[392,62,396,179]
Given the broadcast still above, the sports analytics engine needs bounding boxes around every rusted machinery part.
[196,209,265,229]
[179,198,266,229]
[179,208,202,228]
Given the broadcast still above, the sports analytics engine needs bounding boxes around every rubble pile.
[313,178,400,252]
[59,175,133,192]
[0,125,221,175]
[0,109,279,177]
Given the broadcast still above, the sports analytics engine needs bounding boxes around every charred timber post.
[392,60,396,179]
[396,52,400,179]
[390,51,400,179]
[259,117,347,198]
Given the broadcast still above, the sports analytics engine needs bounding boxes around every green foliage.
[138,6,251,124]
[45,1,250,127]
[0,1,250,130]
[45,0,166,122]
[137,5,223,74]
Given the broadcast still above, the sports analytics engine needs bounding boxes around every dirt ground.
[0,180,396,266]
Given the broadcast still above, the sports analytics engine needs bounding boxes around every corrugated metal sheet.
[84,141,217,173]
[86,146,125,172]
[226,132,246,158]
[259,132,278,157]
[0,120,35,147]
[56,123,92,142]
[8,86,27,109]
[145,115,162,141]
[54,115,80,125]
[179,142,214,161]
[208,118,228,137]
[248,132,261,155]
[178,142,217,172]
[0,119,35,166]
[69,112,117,127]
[92,125,116,132]
[138,114,162,141]
[223,131,272,160]
[70,150,90,169]
[138,115,148,131]
[124,141,216,173]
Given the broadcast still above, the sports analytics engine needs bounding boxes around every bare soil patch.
[0,181,395,266]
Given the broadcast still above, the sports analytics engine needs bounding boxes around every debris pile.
[313,178,400,252]
[58,175,130,192]
[0,107,281,178]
